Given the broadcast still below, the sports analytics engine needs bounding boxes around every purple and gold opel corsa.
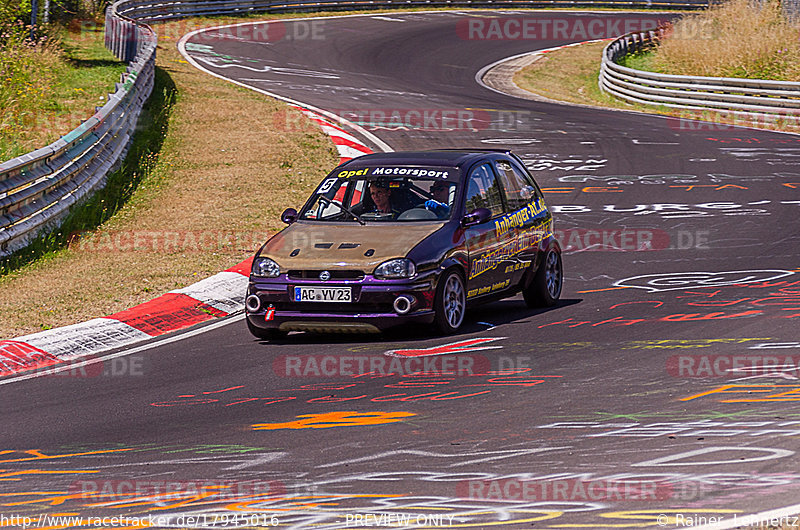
[245,150,562,339]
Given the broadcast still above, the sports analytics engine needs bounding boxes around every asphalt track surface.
[3,10,800,530]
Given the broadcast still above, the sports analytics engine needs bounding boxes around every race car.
[245,149,562,339]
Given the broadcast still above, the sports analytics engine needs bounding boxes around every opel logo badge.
[319,270,331,281]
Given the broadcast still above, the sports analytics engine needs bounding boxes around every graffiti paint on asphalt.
[252,411,417,430]
[613,270,795,293]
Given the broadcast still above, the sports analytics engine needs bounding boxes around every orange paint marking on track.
[0,491,99,507]
[0,448,136,464]
[0,469,98,481]
[576,286,630,293]
[581,186,622,193]
[681,384,800,403]
[252,411,417,430]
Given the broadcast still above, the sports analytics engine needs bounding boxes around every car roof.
[339,149,512,171]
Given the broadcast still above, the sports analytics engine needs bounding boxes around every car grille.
[288,270,365,280]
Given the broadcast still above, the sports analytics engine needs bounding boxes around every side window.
[495,159,538,211]
[465,164,504,218]
[510,159,545,199]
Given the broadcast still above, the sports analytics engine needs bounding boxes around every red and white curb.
[1,105,377,379]
[290,105,373,164]
[0,259,252,376]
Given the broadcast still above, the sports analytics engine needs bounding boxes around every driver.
[358,182,402,218]
[370,183,394,214]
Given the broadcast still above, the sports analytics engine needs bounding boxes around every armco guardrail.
[599,28,800,117]
[0,2,155,257]
[2,0,711,257]
[115,0,708,22]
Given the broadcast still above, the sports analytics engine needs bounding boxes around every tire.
[523,248,563,308]
[433,269,466,334]
[247,317,287,340]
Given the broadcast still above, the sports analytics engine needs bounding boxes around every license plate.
[294,286,352,303]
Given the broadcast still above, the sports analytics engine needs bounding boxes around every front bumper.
[246,272,437,333]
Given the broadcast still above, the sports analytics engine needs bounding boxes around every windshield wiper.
[318,196,365,225]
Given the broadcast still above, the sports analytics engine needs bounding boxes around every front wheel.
[523,248,563,308]
[247,318,287,340]
[434,270,466,334]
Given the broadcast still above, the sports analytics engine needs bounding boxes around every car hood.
[260,222,446,271]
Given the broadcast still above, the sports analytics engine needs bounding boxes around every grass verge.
[514,42,623,108]
[0,24,127,161]
[0,66,177,276]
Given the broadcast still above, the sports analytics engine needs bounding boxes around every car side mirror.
[461,207,491,227]
[520,185,535,200]
[281,208,298,224]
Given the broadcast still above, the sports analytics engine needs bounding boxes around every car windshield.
[299,172,458,222]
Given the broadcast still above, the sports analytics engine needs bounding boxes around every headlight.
[251,257,281,278]
[374,258,416,279]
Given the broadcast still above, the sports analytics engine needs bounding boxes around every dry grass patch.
[651,0,800,80]
[513,42,621,107]
[0,21,337,338]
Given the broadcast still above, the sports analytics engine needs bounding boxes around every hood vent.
[338,243,360,249]
[314,243,334,249]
